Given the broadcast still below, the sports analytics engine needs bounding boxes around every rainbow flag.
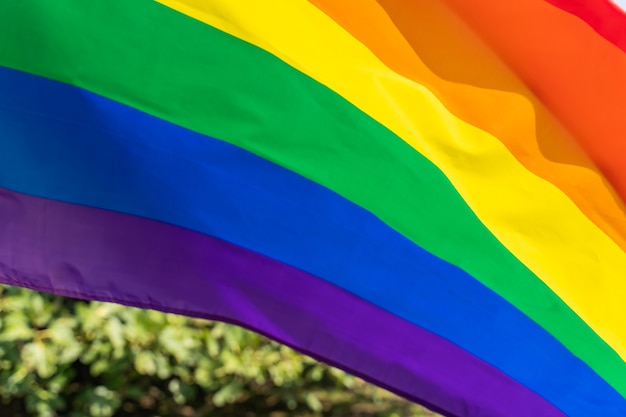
[1,1,626,416]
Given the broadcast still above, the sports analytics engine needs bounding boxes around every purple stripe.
[0,187,565,417]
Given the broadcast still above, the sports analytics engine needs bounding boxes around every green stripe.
[2,0,624,394]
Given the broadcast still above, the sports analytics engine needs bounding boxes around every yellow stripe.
[157,0,626,358]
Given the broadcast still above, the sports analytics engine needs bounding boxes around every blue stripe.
[0,66,624,416]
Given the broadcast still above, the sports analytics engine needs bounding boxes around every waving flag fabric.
[1,1,626,416]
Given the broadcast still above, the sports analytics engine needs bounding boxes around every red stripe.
[546,0,626,51]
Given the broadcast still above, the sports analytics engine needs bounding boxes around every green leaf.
[21,342,55,378]
[305,392,323,412]
[86,386,121,417]
[212,381,244,407]
[134,351,157,376]
[0,314,35,341]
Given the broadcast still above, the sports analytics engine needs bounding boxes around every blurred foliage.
[0,285,439,417]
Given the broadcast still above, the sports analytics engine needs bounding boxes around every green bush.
[0,285,437,417]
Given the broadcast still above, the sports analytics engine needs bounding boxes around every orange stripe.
[309,0,626,254]
[440,0,626,203]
